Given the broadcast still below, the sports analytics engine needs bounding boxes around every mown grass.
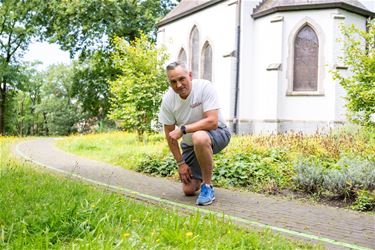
[1,137,322,249]
[57,132,168,170]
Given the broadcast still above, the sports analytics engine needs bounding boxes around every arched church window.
[201,42,212,81]
[293,25,319,91]
[190,26,199,78]
[177,48,187,65]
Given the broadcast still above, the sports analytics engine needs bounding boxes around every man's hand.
[178,163,192,184]
[169,127,183,140]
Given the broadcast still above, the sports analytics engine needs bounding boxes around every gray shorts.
[181,126,231,180]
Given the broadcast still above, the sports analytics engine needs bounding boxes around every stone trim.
[252,2,374,19]
[227,119,346,134]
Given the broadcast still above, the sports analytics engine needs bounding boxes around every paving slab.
[12,138,375,250]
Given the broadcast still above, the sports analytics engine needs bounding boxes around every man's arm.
[169,109,219,140]
[164,124,183,162]
[164,124,192,184]
[186,109,218,132]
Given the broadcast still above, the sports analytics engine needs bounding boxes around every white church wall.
[158,1,238,123]
[280,10,333,122]
[246,14,284,120]
[279,9,368,133]
[240,8,368,134]
[158,1,373,134]
[237,0,260,123]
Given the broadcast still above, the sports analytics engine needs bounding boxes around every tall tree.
[71,50,119,124]
[109,33,168,140]
[43,0,177,56]
[1,0,177,135]
[11,62,44,136]
[43,0,177,125]
[36,64,83,135]
[0,0,46,134]
[332,19,375,127]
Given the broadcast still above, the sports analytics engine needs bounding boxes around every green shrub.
[338,157,375,190]
[294,157,375,198]
[293,161,326,194]
[213,149,293,192]
[351,190,375,212]
[331,20,375,128]
[137,154,176,177]
[145,133,165,143]
[136,149,294,193]
[323,168,353,198]
[323,157,375,198]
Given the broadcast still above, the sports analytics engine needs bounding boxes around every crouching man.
[158,61,231,206]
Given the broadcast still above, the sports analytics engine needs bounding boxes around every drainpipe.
[233,0,241,134]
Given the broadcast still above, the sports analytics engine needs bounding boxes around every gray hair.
[166,61,189,72]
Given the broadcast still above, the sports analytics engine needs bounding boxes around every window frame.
[189,26,200,79]
[200,41,213,81]
[177,48,187,65]
[286,18,325,96]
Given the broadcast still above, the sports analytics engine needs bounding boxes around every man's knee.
[183,185,196,196]
[182,179,201,196]
[192,131,211,147]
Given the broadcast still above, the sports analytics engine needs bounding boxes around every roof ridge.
[253,0,268,14]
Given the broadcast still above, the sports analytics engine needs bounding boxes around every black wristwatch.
[180,125,187,134]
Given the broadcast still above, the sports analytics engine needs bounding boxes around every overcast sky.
[24,42,72,70]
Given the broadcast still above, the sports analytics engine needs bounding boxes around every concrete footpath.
[12,138,374,250]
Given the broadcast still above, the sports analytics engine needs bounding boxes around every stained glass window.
[293,25,319,91]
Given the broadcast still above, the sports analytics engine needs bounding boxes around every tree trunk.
[19,97,24,137]
[137,130,144,142]
[43,112,49,136]
[0,81,6,135]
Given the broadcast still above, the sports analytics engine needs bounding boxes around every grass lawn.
[0,137,322,249]
[57,132,168,170]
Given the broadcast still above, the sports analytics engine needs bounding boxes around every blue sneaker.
[196,184,215,205]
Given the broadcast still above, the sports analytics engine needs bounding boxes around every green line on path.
[15,141,372,250]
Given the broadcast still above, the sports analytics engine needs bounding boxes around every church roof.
[253,0,374,19]
[158,0,374,27]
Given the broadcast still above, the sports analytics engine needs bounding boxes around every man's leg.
[192,130,216,205]
[180,143,202,196]
[192,127,231,205]
[191,131,214,185]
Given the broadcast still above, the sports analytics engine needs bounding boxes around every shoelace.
[201,185,209,195]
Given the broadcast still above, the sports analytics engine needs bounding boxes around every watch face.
[181,125,186,134]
